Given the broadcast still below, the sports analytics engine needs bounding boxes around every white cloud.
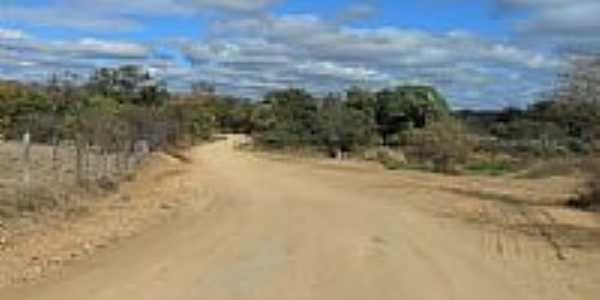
[497,0,600,38]
[0,2,570,108]
[296,61,389,82]
[0,0,282,32]
[335,3,378,23]
[1,6,144,32]
[208,13,561,70]
[2,1,557,102]
[66,38,151,59]
[173,12,565,106]
[189,0,282,13]
[1,35,151,60]
[0,29,155,84]
[0,28,30,40]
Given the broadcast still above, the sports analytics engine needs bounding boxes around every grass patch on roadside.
[465,161,519,176]
[517,159,581,179]
[379,156,406,170]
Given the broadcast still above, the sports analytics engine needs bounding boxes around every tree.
[46,71,84,115]
[403,117,474,173]
[163,101,216,142]
[258,88,320,147]
[375,88,411,145]
[88,65,168,106]
[374,85,449,145]
[528,56,600,142]
[318,94,376,158]
[346,86,376,118]
[191,81,216,96]
[250,101,277,133]
[0,82,53,138]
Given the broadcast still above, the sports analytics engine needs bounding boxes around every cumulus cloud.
[189,0,283,13]
[174,12,564,106]
[62,38,152,59]
[0,0,282,32]
[0,1,571,108]
[0,28,156,84]
[335,3,378,23]
[496,0,600,38]
[1,6,144,32]
[1,34,151,61]
[296,61,389,82]
[0,28,30,40]
[209,14,561,70]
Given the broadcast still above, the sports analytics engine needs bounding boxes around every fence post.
[22,131,31,186]
[76,142,83,185]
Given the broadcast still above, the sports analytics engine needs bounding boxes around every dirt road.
[4,137,598,299]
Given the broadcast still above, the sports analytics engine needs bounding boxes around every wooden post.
[52,136,58,171]
[103,150,109,179]
[76,142,83,185]
[22,131,31,186]
[85,145,91,189]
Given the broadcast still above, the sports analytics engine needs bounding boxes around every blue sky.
[1,0,600,109]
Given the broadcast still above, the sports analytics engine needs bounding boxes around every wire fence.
[0,110,187,218]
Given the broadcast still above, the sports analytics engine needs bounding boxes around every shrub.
[402,118,474,174]
[16,184,61,213]
[318,96,377,158]
[96,176,120,192]
[466,161,516,176]
[517,158,580,179]
[569,159,600,211]
[375,148,408,170]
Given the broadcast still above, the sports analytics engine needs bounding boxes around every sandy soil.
[2,136,599,300]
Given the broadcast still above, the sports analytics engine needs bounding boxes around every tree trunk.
[334,147,343,160]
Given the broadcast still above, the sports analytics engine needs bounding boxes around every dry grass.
[516,158,584,179]
[0,141,138,224]
[568,158,600,211]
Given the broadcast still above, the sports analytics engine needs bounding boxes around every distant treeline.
[457,98,600,157]
[2,57,600,168]
[468,56,600,157]
[0,65,452,155]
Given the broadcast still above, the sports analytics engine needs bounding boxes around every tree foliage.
[318,94,376,157]
[374,86,449,145]
[88,65,168,106]
[402,118,474,173]
[0,67,212,148]
[257,89,321,147]
[251,85,449,157]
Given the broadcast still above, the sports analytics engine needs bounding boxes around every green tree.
[403,118,474,173]
[250,101,277,133]
[88,65,168,106]
[258,88,320,147]
[0,82,53,138]
[375,85,449,145]
[346,86,376,118]
[318,94,376,158]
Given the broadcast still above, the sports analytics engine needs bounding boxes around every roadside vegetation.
[0,66,220,222]
[2,55,600,219]
[241,55,600,211]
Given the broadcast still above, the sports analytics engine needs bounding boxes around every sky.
[1,0,600,109]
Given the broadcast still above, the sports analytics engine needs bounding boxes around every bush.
[372,147,407,170]
[318,97,377,158]
[402,118,474,174]
[569,159,600,211]
[466,161,516,176]
[517,158,580,179]
[16,184,61,214]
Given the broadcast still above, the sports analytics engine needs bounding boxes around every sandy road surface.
[3,137,598,300]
